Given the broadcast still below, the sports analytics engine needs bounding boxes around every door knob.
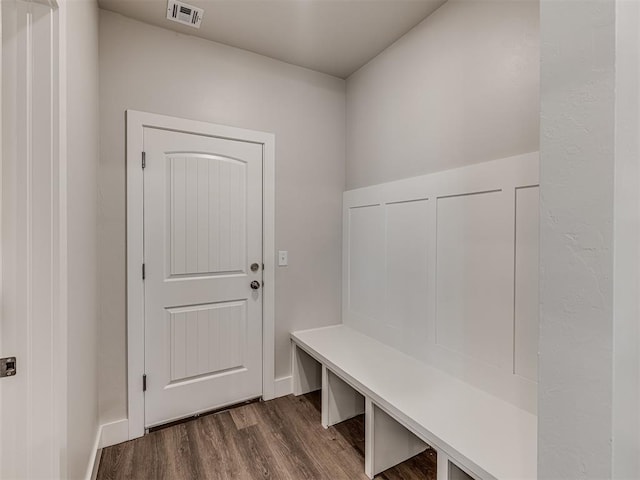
[250,280,261,290]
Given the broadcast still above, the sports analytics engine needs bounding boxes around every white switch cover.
[278,250,288,266]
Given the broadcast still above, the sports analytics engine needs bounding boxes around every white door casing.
[1,0,65,478]
[127,111,276,439]
[144,128,263,427]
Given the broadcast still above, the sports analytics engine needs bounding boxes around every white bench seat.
[291,324,537,480]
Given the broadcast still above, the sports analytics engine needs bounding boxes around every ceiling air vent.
[166,0,203,28]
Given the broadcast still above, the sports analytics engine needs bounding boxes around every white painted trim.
[54,1,69,478]
[126,111,145,440]
[84,424,102,480]
[262,136,276,401]
[273,375,293,398]
[341,152,539,414]
[1,1,66,477]
[89,450,101,480]
[126,110,276,440]
[84,418,129,480]
[0,9,3,474]
[99,419,129,449]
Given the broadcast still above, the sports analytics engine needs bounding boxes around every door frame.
[126,110,276,440]
[1,0,66,477]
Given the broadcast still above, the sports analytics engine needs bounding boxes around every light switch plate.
[278,250,288,266]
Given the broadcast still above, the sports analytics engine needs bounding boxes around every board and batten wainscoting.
[342,152,539,414]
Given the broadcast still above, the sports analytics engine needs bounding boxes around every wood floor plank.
[130,431,162,479]
[97,439,135,480]
[252,396,326,479]
[282,394,368,479]
[235,424,292,480]
[191,412,253,480]
[177,422,211,480]
[97,392,436,480]
[230,403,259,431]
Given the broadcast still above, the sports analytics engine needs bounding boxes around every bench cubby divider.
[322,366,365,428]
[292,342,322,396]
[365,399,428,478]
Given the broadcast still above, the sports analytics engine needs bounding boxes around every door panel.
[168,301,247,381]
[144,128,263,428]
[168,154,247,276]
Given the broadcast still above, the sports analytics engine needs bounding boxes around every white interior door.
[143,127,263,428]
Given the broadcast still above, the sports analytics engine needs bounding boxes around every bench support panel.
[437,450,476,480]
[321,366,365,428]
[365,398,428,479]
[292,343,322,396]
[437,451,451,480]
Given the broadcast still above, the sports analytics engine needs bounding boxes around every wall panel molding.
[342,152,539,413]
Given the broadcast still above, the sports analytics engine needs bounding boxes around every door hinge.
[143,374,147,392]
[142,263,146,280]
[142,151,146,169]
[0,357,17,378]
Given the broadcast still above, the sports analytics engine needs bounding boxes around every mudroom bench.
[291,325,537,480]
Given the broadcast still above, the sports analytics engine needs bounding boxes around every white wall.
[539,0,640,478]
[345,0,539,189]
[613,2,640,477]
[98,10,346,424]
[64,0,101,478]
[539,2,614,476]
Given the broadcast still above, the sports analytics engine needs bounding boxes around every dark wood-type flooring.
[97,391,437,480]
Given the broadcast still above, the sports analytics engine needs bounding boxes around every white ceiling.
[97,0,447,78]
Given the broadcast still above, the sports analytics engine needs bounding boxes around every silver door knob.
[250,281,261,290]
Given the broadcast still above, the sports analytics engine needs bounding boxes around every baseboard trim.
[85,425,102,480]
[274,375,293,398]
[99,418,129,448]
[89,448,102,480]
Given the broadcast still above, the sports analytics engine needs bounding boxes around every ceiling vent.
[166,0,203,28]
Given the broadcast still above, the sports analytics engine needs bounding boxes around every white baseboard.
[274,375,293,398]
[85,425,102,480]
[99,418,129,448]
[85,418,129,480]
[89,448,102,480]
